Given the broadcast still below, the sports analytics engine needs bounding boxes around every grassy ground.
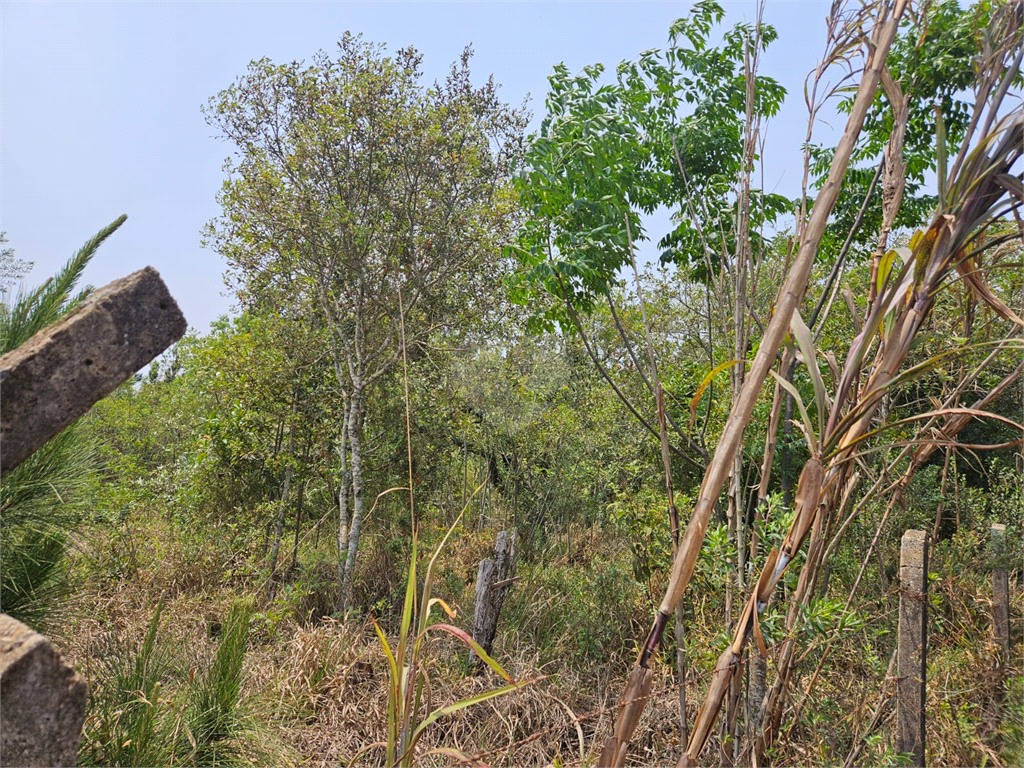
[53,508,1021,767]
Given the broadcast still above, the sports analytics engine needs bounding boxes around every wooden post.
[469,530,515,667]
[991,523,1010,662]
[897,529,928,766]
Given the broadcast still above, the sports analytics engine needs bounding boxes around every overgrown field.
[3,0,1023,765]
[44,458,1020,766]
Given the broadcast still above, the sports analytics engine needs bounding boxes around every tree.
[204,34,527,609]
[0,231,33,299]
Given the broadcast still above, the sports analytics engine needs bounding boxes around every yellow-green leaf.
[689,359,743,429]
[877,249,898,294]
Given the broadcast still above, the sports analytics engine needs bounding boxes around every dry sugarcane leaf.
[732,593,769,657]
[752,600,770,657]
[994,172,1024,202]
[731,596,757,656]
[756,548,781,604]
[781,458,824,557]
[682,648,738,765]
[600,737,618,768]
[598,665,653,768]
[956,254,1024,327]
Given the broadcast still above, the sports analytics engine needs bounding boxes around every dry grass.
[51,503,1020,767]
[258,619,693,767]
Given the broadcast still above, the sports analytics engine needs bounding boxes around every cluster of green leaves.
[510,0,787,330]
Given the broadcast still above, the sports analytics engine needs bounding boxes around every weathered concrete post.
[0,265,186,766]
[991,523,1010,661]
[469,530,515,667]
[0,615,88,767]
[1,266,187,473]
[896,529,928,767]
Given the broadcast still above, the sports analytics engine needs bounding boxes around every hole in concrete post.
[84,359,93,366]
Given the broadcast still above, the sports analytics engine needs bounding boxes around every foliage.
[187,597,256,766]
[204,34,529,608]
[78,604,171,767]
[22,7,1023,767]
[510,0,787,330]
[79,597,290,768]
[0,231,32,297]
[0,216,124,353]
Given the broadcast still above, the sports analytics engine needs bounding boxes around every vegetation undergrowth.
[3,1,1021,765]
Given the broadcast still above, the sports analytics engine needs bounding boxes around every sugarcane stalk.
[598,5,909,765]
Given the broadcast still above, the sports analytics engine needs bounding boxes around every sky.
[2,1,844,335]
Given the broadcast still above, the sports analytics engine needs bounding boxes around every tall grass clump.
[186,597,255,766]
[79,604,173,767]
[80,597,292,767]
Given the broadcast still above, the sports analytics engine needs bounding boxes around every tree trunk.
[337,399,351,596]
[290,479,306,571]
[469,530,516,667]
[267,408,298,600]
[340,388,365,611]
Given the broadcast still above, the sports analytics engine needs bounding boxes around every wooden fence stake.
[469,530,515,667]
[897,529,928,767]
[991,523,1010,662]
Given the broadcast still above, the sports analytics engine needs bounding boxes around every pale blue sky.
[2,1,841,334]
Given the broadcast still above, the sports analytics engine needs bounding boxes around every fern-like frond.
[1,214,125,353]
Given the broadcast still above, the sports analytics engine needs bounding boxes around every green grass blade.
[770,370,818,456]
[790,311,830,429]
[424,623,514,683]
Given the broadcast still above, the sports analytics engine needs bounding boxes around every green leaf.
[789,311,830,429]
[770,370,818,456]
[370,615,400,766]
[424,623,513,682]
[876,249,899,295]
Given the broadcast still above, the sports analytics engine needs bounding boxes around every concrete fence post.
[896,529,928,767]
[1,615,88,767]
[991,523,1010,662]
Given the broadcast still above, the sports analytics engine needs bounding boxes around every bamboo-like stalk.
[598,4,909,766]
[742,29,1023,765]
[626,215,690,746]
